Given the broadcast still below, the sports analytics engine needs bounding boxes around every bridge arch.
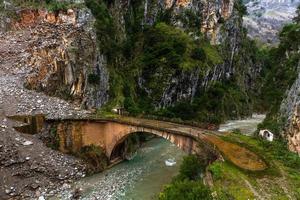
[108,129,199,161]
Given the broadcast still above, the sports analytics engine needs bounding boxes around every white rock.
[38,196,45,200]
[23,141,33,146]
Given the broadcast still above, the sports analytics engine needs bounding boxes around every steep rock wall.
[95,0,260,112]
[9,8,109,109]
[280,62,300,153]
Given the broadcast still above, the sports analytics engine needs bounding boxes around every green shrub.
[178,155,205,180]
[234,0,247,16]
[159,181,213,200]
[191,47,206,61]
[208,161,223,180]
[46,0,69,12]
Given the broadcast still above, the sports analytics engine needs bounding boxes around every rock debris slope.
[0,9,98,200]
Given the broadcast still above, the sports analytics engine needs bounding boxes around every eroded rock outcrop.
[9,8,109,109]
[286,106,300,154]
[280,62,300,153]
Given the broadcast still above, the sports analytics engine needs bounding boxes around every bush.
[208,161,223,180]
[46,1,68,12]
[178,155,205,180]
[191,47,206,61]
[159,181,213,200]
[234,0,247,16]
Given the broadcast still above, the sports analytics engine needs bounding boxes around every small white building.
[112,106,124,115]
[259,129,274,142]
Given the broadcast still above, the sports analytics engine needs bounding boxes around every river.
[55,114,265,200]
[56,138,186,200]
[218,114,266,135]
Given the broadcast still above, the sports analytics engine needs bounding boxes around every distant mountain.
[244,0,300,44]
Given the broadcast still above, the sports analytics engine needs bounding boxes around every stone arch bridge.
[49,118,210,161]
[45,117,267,171]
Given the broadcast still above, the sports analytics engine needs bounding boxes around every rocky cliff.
[280,61,300,153]
[84,0,261,122]
[1,0,262,123]
[1,2,109,109]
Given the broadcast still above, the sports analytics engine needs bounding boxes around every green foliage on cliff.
[10,0,80,11]
[85,0,116,59]
[154,80,251,124]
[136,22,222,106]
[258,22,300,134]
[234,0,247,16]
[293,5,300,24]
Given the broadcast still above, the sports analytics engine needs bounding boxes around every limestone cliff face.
[11,8,109,109]
[102,0,259,109]
[286,106,300,154]
[280,62,300,153]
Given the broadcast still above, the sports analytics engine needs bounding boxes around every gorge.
[1,0,300,199]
